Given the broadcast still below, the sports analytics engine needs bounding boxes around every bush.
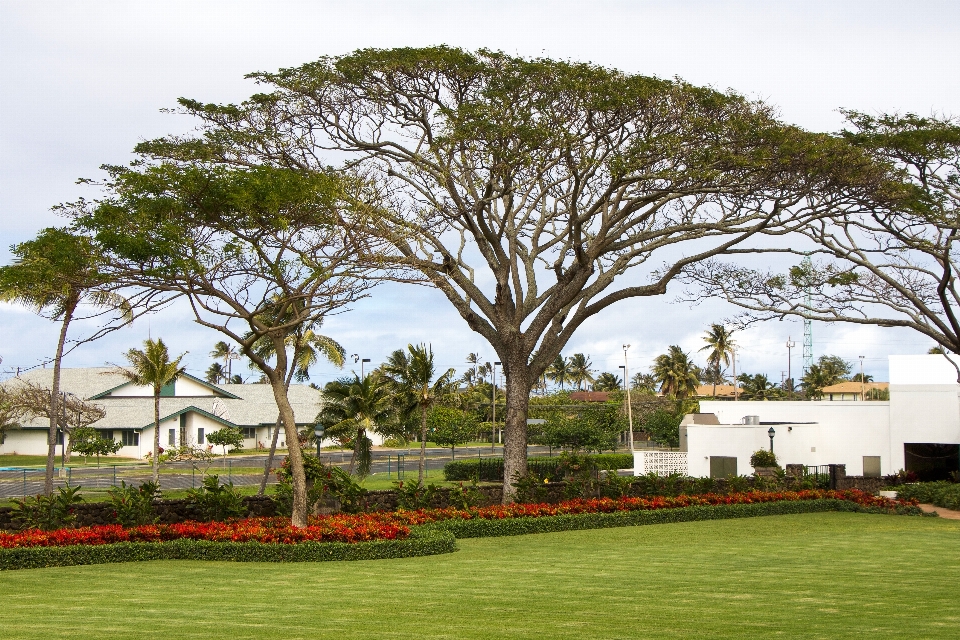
[394,481,441,510]
[750,450,779,468]
[275,457,368,515]
[186,475,246,522]
[10,485,83,530]
[0,528,457,571]
[444,454,633,482]
[107,481,160,527]
[895,482,960,510]
[420,499,922,539]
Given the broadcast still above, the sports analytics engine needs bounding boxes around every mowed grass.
[2,512,959,639]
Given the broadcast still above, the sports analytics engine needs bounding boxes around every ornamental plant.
[11,485,84,530]
[750,450,779,468]
[107,480,160,527]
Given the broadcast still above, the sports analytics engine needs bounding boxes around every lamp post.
[491,362,501,449]
[314,425,325,458]
[623,344,635,451]
[768,426,776,453]
[361,358,371,379]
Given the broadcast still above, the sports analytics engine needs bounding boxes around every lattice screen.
[636,451,688,476]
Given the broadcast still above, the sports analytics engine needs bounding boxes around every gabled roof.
[821,381,889,393]
[88,372,240,400]
[146,405,238,431]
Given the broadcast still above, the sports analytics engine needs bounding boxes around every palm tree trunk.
[348,426,362,476]
[418,405,427,487]
[258,365,296,496]
[44,300,75,496]
[153,391,160,485]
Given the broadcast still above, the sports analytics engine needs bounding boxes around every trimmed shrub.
[895,482,960,510]
[421,499,922,539]
[444,453,633,482]
[0,527,456,571]
[750,450,779,468]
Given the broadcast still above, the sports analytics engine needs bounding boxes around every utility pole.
[785,336,796,391]
[860,356,867,402]
[733,346,738,401]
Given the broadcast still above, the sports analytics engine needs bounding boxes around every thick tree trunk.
[269,378,309,527]
[258,365,297,495]
[45,303,75,496]
[152,392,160,485]
[418,405,427,487]
[501,357,532,503]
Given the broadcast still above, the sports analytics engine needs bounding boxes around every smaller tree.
[205,426,244,469]
[592,372,623,392]
[0,387,24,446]
[428,406,478,459]
[70,426,122,466]
[801,355,853,399]
[538,403,625,452]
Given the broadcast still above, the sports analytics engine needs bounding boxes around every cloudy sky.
[2,0,958,385]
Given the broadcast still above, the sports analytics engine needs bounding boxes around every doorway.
[904,443,960,482]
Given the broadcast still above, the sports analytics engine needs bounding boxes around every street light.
[622,344,635,451]
[859,356,865,401]
[768,426,776,453]
[361,358,371,378]
[785,337,796,392]
[314,425,325,457]
[492,361,501,449]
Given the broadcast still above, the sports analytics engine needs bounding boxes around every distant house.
[1,368,321,459]
[694,384,741,399]
[820,381,889,401]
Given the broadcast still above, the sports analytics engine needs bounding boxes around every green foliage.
[894,482,960,510]
[640,408,682,447]
[107,481,160,527]
[11,485,84,530]
[205,426,245,453]
[428,406,478,453]
[393,480,441,510]
[447,480,486,510]
[750,450,779,468]
[317,374,391,478]
[510,472,548,504]
[535,402,625,452]
[444,454,634,482]
[592,372,623,392]
[652,346,701,398]
[185,475,246,522]
[801,355,853,398]
[276,456,368,514]
[422,500,919,540]
[70,426,123,465]
[0,528,457,571]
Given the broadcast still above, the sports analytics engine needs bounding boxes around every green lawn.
[0,454,139,467]
[2,512,959,638]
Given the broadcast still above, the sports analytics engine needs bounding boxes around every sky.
[1,0,959,386]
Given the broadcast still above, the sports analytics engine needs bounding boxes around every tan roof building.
[820,381,889,401]
[694,384,741,399]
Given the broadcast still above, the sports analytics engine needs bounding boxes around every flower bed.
[368,489,918,527]
[0,515,408,550]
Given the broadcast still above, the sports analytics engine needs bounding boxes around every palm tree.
[545,354,572,390]
[699,324,736,397]
[737,373,778,400]
[652,346,701,399]
[316,374,392,477]
[567,353,596,391]
[631,372,658,393]
[113,338,187,484]
[592,372,623,392]
[0,228,131,495]
[210,341,240,381]
[205,362,226,384]
[381,344,457,486]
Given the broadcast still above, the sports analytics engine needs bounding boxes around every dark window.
[168,429,176,446]
[241,427,256,439]
[121,431,139,447]
[102,430,113,442]
[904,443,959,482]
[198,428,205,444]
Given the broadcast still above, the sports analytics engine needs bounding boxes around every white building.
[673,355,960,480]
[1,368,322,459]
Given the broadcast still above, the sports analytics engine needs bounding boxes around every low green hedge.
[0,527,457,571]
[420,499,923,539]
[894,482,960,510]
[444,453,634,481]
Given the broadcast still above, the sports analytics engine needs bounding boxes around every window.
[241,427,256,439]
[102,431,114,442]
[168,429,176,446]
[121,431,139,447]
[197,428,205,444]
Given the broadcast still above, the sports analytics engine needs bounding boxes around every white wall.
[0,430,49,456]
[888,355,960,470]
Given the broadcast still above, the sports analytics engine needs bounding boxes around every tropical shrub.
[894,481,960,510]
[276,456,367,514]
[750,450,779,468]
[444,453,633,482]
[107,481,160,527]
[10,485,84,530]
[186,475,245,522]
[394,480,441,510]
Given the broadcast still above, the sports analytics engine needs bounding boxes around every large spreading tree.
[70,163,378,526]
[136,47,892,500]
[683,113,960,377]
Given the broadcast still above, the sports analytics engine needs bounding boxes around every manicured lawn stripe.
[0,512,958,639]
